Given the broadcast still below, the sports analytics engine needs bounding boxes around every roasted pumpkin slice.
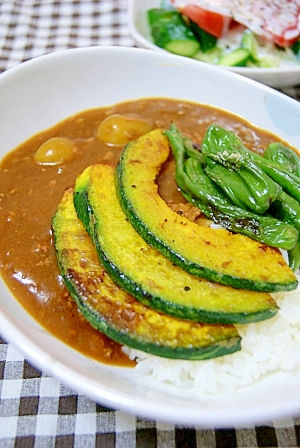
[73,163,278,325]
[115,129,297,293]
[52,188,241,360]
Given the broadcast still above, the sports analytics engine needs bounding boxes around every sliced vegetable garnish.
[115,128,297,291]
[180,4,233,38]
[165,123,300,271]
[72,163,278,325]
[52,186,242,360]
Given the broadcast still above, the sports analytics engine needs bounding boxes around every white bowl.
[1,46,300,428]
[128,0,300,88]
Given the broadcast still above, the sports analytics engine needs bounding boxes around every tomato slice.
[271,28,300,48]
[181,4,233,38]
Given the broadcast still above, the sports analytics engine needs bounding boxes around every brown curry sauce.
[0,98,282,366]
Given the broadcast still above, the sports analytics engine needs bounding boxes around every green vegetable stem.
[184,157,233,209]
[164,123,193,194]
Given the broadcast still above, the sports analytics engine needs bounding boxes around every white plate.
[128,0,300,88]
[1,46,300,428]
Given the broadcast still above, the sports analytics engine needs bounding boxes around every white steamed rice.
[123,272,300,398]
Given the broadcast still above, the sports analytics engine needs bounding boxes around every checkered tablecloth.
[2,332,300,448]
[1,1,300,447]
[0,0,133,72]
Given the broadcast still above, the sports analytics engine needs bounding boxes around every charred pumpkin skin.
[115,129,297,293]
[73,163,278,325]
[52,188,241,360]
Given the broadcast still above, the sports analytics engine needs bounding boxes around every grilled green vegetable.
[185,158,298,250]
[248,151,300,203]
[201,125,281,214]
[165,124,298,251]
[53,187,242,360]
[270,191,300,234]
[269,191,300,271]
[263,143,300,271]
[288,239,300,272]
[148,8,200,57]
[115,128,297,292]
[73,163,278,325]
[264,142,300,178]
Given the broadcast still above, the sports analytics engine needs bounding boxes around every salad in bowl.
[148,0,300,68]
[129,0,300,87]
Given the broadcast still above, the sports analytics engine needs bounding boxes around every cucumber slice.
[241,30,282,68]
[241,30,260,61]
[165,39,200,57]
[190,21,217,52]
[218,48,250,67]
[250,56,281,68]
[148,9,200,57]
[194,47,222,64]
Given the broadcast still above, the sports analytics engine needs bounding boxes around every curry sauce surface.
[0,99,280,366]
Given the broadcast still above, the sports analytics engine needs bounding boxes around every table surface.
[1,1,300,447]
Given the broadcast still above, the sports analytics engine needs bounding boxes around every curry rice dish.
[0,98,298,372]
